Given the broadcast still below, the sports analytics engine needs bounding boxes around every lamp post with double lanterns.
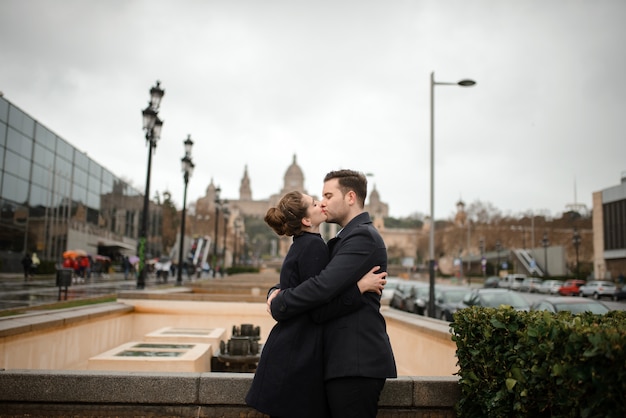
[427,71,475,318]
[138,81,165,290]
[572,229,581,279]
[176,135,194,286]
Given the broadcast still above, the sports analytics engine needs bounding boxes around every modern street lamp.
[428,71,475,317]
[542,233,550,277]
[138,81,165,290]
[176,135,194,286]
[572,229,581,279]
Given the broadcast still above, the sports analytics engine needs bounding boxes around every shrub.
[451,307,626,418]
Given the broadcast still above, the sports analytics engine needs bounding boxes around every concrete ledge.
[0,303,133,337]
[0,369,460,416]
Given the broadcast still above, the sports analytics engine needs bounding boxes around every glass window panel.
[56,137,73,161]
[6,127,33,158]
[0,97,8,123]
[74,151,88,171]
[87,191,100,209]
[0,121,6,146]
[88,158,102,175]
[0,146,4,169]
[1,172,29,203]
[4,150,31,180]
[88,174,100,193]
[34,124,57,151]
[8,105,35,136]
[33,143,55,168]
[87,207,99,225]
[55,176,71,201]
[73,167,87,187]
[72,183,86,203]
[54,155,72,179]
[31,163,52,188]
[29,183,48,207]
[102,169,113,188]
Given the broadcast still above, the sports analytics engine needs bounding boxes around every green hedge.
[451,307,626,418]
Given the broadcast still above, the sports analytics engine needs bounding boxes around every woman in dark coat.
[245,191,384,418]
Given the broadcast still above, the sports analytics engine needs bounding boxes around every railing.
[513,248,544,276]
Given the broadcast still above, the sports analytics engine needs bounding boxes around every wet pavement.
[0,272,188,311]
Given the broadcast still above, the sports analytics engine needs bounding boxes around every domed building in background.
[191,154,418,262]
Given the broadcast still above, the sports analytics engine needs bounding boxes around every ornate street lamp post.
[572,229,581,279]
[176,135,194,286]
[428,72,475,317]
[542,233,550,277]
[138,81,164,290]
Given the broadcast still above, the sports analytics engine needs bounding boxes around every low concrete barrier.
[0,369,460,417]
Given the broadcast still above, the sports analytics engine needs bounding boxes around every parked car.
[483,276,501,288]
[381,277,403,301]
[578,280,618,300]
[459,288,530,311]
[532,297,610,315]
[405,284,431,315]
[519,278,543,293]
[500,274,527,290]
[538,279,562,294]
[558,279,586,296]
[612,286,626,301]
[390,282,421,311]
[430,286,472,321]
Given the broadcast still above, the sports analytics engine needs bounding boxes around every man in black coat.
[269,169,397,418]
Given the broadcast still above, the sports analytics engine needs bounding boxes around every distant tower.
[454,199,467,227]
[239,165,252,201]
[565,177,588,215]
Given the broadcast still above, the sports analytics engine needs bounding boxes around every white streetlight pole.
[428,72,475,317]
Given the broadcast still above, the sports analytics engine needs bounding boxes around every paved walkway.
[0,271,210,312]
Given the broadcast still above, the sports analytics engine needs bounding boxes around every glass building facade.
[0,95,163,272]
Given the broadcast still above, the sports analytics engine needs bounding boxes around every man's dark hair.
[324,169,367,207]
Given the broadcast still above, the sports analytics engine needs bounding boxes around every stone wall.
[0,369,460,418]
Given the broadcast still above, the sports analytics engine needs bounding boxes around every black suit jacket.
[271,212,397,380]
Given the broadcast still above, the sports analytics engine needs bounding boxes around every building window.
[603,199,626,251]
[8,105,35,136]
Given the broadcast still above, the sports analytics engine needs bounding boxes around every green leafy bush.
[451,307,626,418]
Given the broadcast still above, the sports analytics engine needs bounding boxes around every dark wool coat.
[245,232,331,418]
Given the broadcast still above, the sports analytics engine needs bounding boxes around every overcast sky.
[1,0,625,219]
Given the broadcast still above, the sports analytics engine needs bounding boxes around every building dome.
[282,154,305,193]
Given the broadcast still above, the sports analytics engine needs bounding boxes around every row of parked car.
[484,274,626,301]
[385,276,619,321]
